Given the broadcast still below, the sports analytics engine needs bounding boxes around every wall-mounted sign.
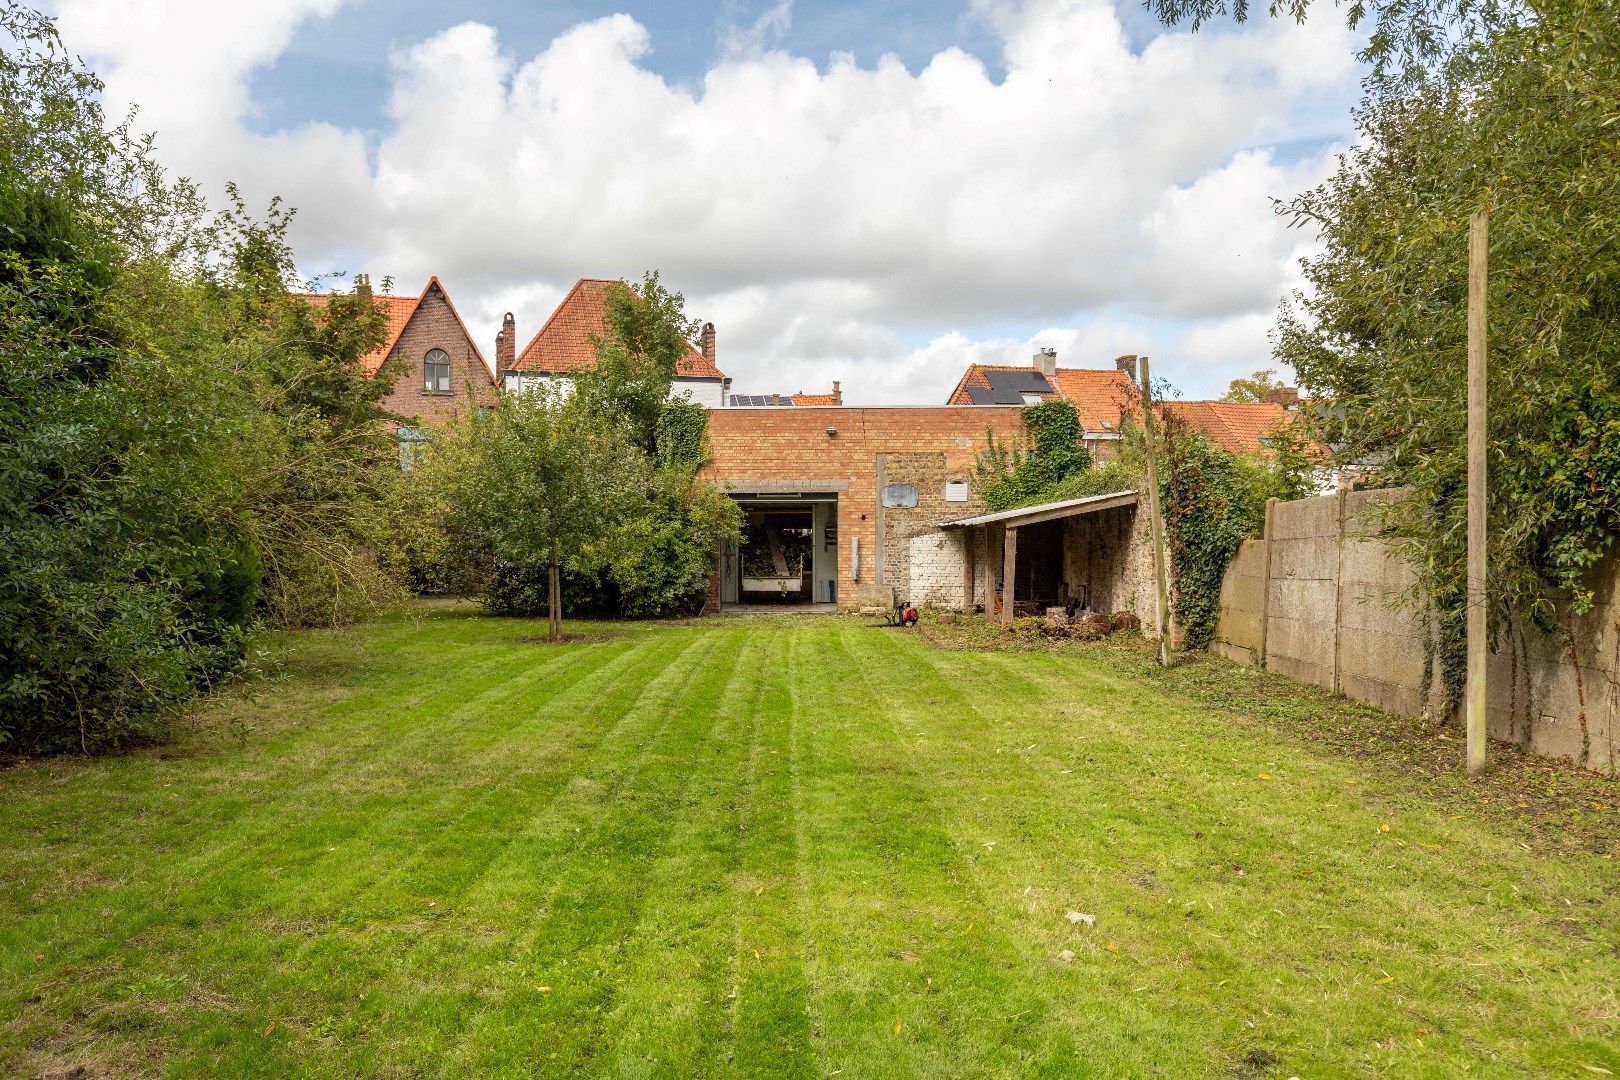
[881,483,918,508]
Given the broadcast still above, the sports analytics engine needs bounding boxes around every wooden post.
[1139,356,1172,667]
[1466,210,1489,776]
[548,557,562,643]
[1001,525,1018,627]
[1332,487,1348,695]
[1258,496,1277,668]
[963,527,976,613]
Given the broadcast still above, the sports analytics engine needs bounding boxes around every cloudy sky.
[48,0,1364,403]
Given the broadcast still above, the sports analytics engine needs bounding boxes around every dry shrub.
[1111,611,1142,633]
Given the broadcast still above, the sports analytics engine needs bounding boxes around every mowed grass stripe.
[589,630,788,1076]
[421,625,754,1076]
[781,623,1081,1077]
[721,628,816,1077]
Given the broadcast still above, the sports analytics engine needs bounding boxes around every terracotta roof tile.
[513,278,725,381]
[790,393,837,406]
[300,277,497,385]
[946,363,1138,431]
[1160,400,1293,456]
[1049,368,1139,432]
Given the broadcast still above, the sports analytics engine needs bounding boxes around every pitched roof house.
[303,276,499,426]
[1158,400,1295,456]
[947,352,1318,459]
[498,278,730,407]
[947,351,1142,456]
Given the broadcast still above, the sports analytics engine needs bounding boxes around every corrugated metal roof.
[939,489,1139,528]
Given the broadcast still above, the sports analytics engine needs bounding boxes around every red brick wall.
[377,284,499,426]
[702,406,1029,610]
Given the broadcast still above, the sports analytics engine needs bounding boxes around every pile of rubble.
[1032,608,1141,641]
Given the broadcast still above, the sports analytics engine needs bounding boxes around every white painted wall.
[504,372,727,408]
[672,379,727,408]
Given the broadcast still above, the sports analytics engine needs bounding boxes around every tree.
[436,389,646,641]
[0,2,401,751]
[1222,368,1287,404]
[574,272,702,455]
[1268,0,1620,704]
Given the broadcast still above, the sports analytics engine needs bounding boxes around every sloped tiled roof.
[301,291,417,378]
[947,363,1137,432]
[301,277,497,384]
[1049,368,1139,432]
[1160,400,1292,456]
[513,278,725,380]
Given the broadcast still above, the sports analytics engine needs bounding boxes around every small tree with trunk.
[435,387,646,641]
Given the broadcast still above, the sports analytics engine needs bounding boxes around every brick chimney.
[1265,385,1301,408]
[355,273,372,303]
[770,393,781,406]
[701,322,716,366]
[1114,354,1138,382]
[832,380,842,406]
[1034,347,1057,379]
[495,312,515,372]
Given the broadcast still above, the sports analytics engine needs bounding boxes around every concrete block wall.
[1213,489,1620,771]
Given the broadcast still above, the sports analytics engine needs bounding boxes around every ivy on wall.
[977,401,1093,511]
[654,397,708,471]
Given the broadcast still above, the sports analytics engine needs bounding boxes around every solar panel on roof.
[727,394,794,406]
[983,370,1052,399]
[965,387,1000,405]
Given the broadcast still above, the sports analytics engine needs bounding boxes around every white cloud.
[50,0,1358,403]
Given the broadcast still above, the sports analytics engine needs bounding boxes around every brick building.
[501,278,730,406]
[949,351,1308,460]
[304,276,500,427]
[947,349,1140,458]
[701,405,1161,626]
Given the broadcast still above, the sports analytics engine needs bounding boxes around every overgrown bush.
[0,5,402,752]
[978,401,1093,511]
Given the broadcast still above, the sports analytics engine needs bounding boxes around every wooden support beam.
[1001,525,1018,627]
[1466,209,1489,776]
[1139,356,1173,666]
[963,526,976,613]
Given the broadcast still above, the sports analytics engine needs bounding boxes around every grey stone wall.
[1213,489,1619,771]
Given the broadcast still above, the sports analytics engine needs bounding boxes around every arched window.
[424,348,450,392]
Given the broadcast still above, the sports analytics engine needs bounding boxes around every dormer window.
[424,349,450,392]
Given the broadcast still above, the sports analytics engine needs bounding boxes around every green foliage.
[1159,422,1273,650]
[431,387,647,625]
[1268,0,1620,701]
[1221,369,1286,404]
[1143,0,1520,91]
[655,397,708,471]
[977,401,1093,511]
[574,272,702,455]
[0,4,403,752]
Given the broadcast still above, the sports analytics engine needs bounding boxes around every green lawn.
[3,607,1617,1078]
